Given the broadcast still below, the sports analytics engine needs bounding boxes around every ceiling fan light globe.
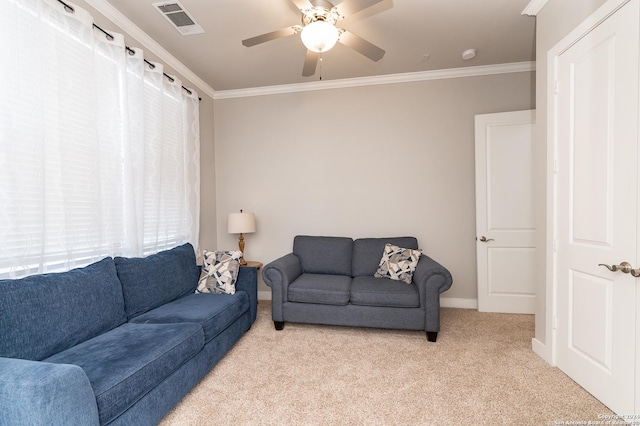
[301,20,339,53]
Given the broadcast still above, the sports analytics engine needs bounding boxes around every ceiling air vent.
[153,1,204,36]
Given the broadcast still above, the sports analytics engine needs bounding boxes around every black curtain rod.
[56,0,200,100]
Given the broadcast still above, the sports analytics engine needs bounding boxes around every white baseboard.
[259,291,477,310]
[440,297,478,309]
[532,338,552,365]
[258,291,272,301]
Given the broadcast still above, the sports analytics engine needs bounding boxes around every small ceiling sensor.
[462,49,476,60]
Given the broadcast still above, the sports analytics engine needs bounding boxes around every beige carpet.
[159,302,612,425]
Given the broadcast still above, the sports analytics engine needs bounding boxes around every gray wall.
[213,72,534,302]
[77,0,536,311]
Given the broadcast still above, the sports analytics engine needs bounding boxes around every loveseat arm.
[0,357,99,426]
[262,253,302,321]
[412,255,453,337]
[413,255,453,294]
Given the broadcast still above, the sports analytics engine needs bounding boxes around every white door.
[553,0,639,415]
[475,110,536,313]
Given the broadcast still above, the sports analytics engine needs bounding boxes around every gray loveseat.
[262,236,452,342]
[0,243,257,426]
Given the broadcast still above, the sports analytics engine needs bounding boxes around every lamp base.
[238,233,247,266]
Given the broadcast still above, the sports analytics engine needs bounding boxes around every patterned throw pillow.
[374,243,422,284]
[196,250,242,295]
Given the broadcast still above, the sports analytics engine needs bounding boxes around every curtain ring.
[57,0,75,13]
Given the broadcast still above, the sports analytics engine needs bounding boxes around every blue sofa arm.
[236,266,258,324]
[262,253,302,322]
[0,357,99,426]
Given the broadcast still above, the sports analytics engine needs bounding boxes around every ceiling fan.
[242,0,386,77]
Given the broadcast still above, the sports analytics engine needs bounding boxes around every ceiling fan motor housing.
[241,0,386,76]
[302,0,341,26]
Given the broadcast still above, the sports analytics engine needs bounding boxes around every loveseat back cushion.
[115,243,200,320]
[0,257,126,360]
[293,236,353,276]
[352,237,419,277]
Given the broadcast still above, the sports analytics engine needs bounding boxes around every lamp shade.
[228,211,256,234]
[301,20,339,53]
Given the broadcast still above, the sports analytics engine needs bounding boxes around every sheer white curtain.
[0,0,200,278]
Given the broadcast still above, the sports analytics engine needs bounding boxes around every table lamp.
[228,209,256,266]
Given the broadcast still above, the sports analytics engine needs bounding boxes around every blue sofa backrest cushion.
[115,243,200,319]
[352,237,419,277]
[0,257,126,361]
[293,236,353,276]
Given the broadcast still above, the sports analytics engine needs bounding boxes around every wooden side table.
[241,261,263,269]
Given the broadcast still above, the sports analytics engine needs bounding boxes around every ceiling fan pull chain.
[319,55,323,80]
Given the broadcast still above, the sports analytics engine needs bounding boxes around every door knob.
[478,236,494,242]
[598,262,633,274]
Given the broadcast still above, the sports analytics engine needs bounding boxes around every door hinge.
[552,315,557,330]
[553,159,558,174]
[554,80,560,94]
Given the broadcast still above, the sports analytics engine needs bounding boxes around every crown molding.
[522,0,549,16]
[213,62,536,100]
[84,0,216,100]
[81,1,535,102]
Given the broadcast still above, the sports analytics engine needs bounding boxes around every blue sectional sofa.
[0,243,257,426]
[263,236,452,342]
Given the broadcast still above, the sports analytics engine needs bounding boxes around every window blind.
[0,0,200,278]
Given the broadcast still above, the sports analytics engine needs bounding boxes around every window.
[0,0,200,278]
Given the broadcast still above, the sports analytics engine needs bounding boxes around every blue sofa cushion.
[352,237,419,277]
[44,322,203,425]
[115,243,201,319]
[350,275,420,308]
[0,258,126,361]
[288,273,352,305]
[293,235,353,276]
[130,292,250,343]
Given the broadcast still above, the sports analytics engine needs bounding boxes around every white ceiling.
[102,0,536,92]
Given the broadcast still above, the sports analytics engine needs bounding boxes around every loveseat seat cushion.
[0,258,126,361]
[115,243,201,319]
[43,322,203,425]
[352,237,419,277]
[293,236,353,276]
[350,276,420,308]
[288,274,352,305]
[129,292,250,343]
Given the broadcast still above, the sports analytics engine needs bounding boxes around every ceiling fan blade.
[339,30,385,62]
[290,0,313,10]
[302,50,319,76]
[242,26,300,47]
[336,0,384,16]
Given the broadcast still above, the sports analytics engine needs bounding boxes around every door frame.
[544,0,633,367]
